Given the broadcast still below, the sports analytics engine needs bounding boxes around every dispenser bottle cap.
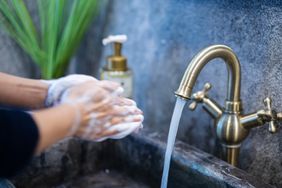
[102,35,127,45]
[102,35,128,71]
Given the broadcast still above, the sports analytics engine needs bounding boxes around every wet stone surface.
[55,171,149,188]
[12,130,274,188]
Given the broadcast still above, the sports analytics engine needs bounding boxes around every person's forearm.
[0,72,48,109]
[32,104,78,153]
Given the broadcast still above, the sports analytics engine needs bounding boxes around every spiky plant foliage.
[0,0,98,79]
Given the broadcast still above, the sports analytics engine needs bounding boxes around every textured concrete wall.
[0,30,37,78]
[1,0,282,187]
[99,0,282,187]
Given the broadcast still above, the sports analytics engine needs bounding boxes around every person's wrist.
[40,79,55,107]
[36,80,51,108]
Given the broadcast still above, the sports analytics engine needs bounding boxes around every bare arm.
[0,72,48,109]
[32,104,78,153]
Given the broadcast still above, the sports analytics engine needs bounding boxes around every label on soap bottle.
[101,71,133,98]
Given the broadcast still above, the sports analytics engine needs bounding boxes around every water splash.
[161,97,186,188]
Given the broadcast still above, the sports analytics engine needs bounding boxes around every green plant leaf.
[0,0,99,79]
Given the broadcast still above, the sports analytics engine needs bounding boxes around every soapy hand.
[60,81,143,141]
[43,74,98,107]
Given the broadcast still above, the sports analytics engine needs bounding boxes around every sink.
[12,129,273,188]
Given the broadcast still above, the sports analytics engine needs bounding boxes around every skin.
[32,104,77,154]
[0,73,77,153]
[0,73,48,109]
[0,73,143,154]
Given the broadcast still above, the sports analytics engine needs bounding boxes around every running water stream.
[161,97,187,188]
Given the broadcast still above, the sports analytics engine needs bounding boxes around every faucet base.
[221,145,240,167]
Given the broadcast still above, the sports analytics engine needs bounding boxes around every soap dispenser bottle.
[100,35,133,98]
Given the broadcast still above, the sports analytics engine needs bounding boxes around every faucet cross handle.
[189,82,212,111]
[259,97,279,133]
[278,113,282,121]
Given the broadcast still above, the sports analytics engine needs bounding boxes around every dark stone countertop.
[12,128,274,188]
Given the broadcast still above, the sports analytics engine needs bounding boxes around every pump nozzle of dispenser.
[102,35,128,71]
[102,35,127,45]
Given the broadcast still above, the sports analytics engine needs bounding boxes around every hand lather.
[60,81,143,141]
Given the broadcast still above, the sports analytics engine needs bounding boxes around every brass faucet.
[175,45,282,166]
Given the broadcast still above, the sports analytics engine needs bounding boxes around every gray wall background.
[1,0,282,187]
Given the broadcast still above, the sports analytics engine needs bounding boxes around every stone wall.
[99,1,282,187]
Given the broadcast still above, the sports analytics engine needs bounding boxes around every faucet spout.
[175,45,241,106]
[175,44,281,167]
[175,45,245,166]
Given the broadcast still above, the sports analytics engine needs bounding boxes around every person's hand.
[61,81,143,142]
[43,74,97,107]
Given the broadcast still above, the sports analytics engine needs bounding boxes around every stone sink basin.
[13,129,273,188]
